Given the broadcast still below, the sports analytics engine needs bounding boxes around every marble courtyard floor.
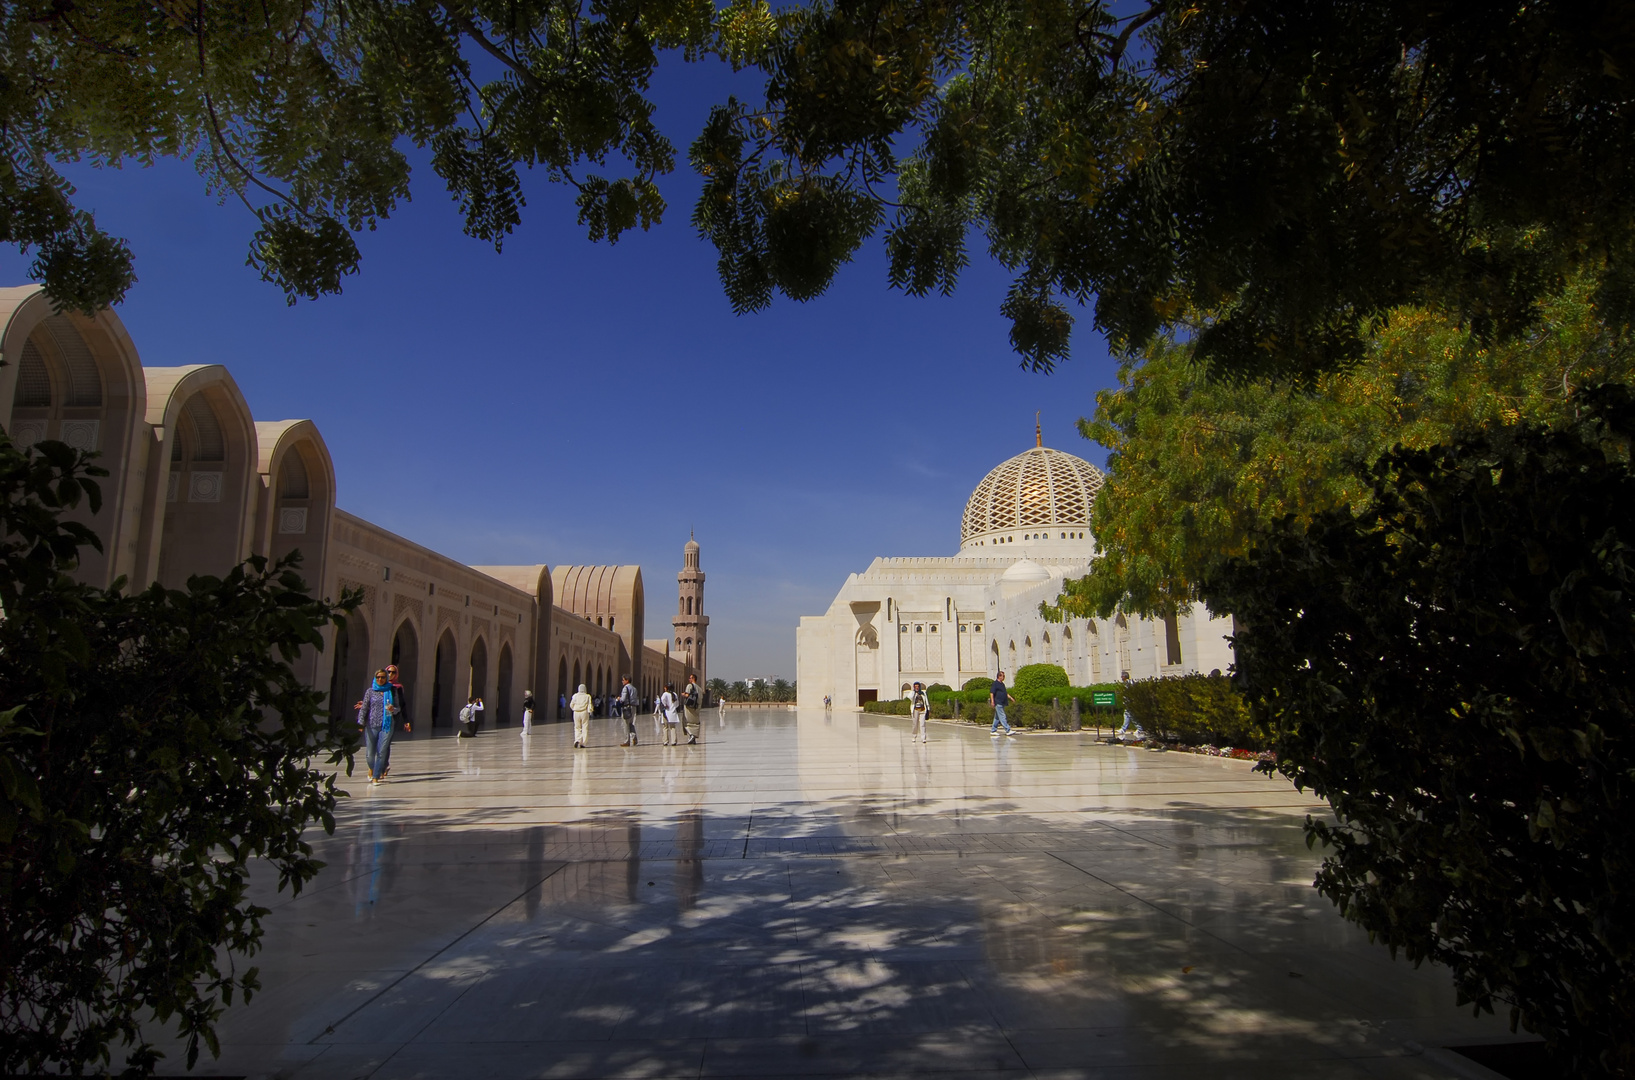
[153,708,1519,1079]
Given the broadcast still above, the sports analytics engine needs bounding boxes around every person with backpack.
[908,680,931,743]
[682,675,702,744]
[659,683,683,745]
[617,675,639,746]
[521,689,536,737]
[355,669,398,785]
[569,682,594,748]
[457,694,483,738]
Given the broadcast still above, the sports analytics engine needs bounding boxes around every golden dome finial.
[1035,411,1042,448]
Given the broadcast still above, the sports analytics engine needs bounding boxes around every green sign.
[1091,691,1117,707]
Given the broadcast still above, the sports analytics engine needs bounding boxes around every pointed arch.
[433,628,457,727]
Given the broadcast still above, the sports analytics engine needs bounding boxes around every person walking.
[659,683,682,745]
[1115,672,1143,741]
[618,675,639,746]
[682,675,702,744]
[521,689,536,736]
[570,683,594,748]
[379,663,409,779]
[652,689,664,739]
[989,670,1015,737]
[558,692,567,721]
[355,669,398,784]
[384,664,410,734]
[908,680,930,743]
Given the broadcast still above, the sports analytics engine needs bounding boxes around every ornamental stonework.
[394,593,423,627]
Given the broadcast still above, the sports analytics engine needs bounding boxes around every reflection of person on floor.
[570,683,594,748]
[675,810,704,912]
[908,680,930,743]
[659,683,682,745]
[355,669,397,784]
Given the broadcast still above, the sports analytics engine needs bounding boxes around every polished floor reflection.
[153,709,1510,1078]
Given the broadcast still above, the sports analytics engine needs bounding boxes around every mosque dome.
[999,558,1052,585]
[960,444,1105,552]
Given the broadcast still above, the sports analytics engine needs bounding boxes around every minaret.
[673,534,708,686]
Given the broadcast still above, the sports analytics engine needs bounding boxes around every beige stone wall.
[0,287,152,589]
[324,511,537,730]
[3,283,694,728]
[545,607,623,718]
[550,565,645,696]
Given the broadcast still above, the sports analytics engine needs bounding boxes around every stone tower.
[672,535,708,686]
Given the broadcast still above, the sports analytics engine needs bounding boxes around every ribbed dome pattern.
[960,447,1105,546]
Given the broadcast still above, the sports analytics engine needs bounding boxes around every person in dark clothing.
[618,676,639,746]
[989,670,1014,736]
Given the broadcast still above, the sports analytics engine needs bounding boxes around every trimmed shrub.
[1011,663,1069,695]
[926,683,952,694]
[961,676,992,691]
[1121,673,1263,749]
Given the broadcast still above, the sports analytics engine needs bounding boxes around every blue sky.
[10,56,1121,679]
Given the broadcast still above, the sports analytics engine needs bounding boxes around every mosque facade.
[0,285,700,725]
[796,434,1233,705]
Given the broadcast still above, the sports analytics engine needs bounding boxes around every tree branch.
[442,5,547,91]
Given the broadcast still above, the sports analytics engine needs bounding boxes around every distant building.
[672,535,708,686]
[0,285,705,725]
[796,431,1233,706]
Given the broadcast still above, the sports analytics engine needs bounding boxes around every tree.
[1,0,757,311]
[1046,277,1635,620]
[694,0,1635,376]
[12,2,1633,382]
[0,432,356,1074]
[1206,390,1635,1075]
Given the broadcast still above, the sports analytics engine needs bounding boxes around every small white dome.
[1000,558,1051,585]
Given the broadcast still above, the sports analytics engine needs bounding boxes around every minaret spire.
[1035,411,1042,447]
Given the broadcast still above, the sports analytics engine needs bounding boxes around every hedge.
[1120,673,1264,750]
[864,690,1135,732]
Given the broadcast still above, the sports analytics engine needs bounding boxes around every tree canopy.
[6,1,1632,381]
[0,431,357,1074]
[1045,276,1635,620]
[1208,393,1635,1074]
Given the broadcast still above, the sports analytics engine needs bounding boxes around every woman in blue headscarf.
[356,668,398,784]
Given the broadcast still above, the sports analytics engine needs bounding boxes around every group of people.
[565,674,703,748]
[900,670,1019,743]
[556,688,662,720]
[352,667,709,786]
[354,663,409,784]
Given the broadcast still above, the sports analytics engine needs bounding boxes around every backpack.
[685,687,699,709]
[459,703,474,724]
